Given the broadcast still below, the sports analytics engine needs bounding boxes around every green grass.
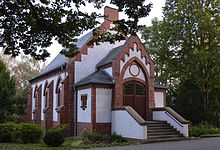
[0,138,134,150]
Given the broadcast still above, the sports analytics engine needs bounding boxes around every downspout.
[73,83,77,136]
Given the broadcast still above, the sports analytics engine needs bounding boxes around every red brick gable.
[112,35,155,120]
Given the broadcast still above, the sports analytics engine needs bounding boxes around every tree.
[141,0,220,124]
[0,53,45,121]
[0,59,16,123]
[0,0,152,60]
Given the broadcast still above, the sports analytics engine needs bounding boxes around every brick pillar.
[59,76,69,137]
[67,59,75,136]
[25,88,32,122]
[45,81,54,130]
[34,85,42,125]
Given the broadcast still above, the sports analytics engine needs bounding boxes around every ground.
[1,138,220,150]
[91,138,220,150]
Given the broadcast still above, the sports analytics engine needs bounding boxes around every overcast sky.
[45,0,166,64]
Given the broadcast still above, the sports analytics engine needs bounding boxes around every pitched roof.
[96,45,124,68]
[30,31,93,81]
[75,70,113,87]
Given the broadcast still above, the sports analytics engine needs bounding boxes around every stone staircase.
[146,121,186,143]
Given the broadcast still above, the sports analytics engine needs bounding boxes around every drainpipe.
[73,83,77,136]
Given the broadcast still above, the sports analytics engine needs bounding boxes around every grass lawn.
[0,138,135,150]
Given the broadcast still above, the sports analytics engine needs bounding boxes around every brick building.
[27,6,190,141]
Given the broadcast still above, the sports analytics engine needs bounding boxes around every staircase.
[146,121,186,143]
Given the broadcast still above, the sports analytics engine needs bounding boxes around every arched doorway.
[123,81,147,120]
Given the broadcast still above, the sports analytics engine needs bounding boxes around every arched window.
[33,85,38,112]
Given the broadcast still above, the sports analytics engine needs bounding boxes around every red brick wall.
[77,122,92,136]
[94,123,111,134]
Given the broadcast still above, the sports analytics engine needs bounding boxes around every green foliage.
[82,132,127,144]
[0,0,152,60]
[43,124,67,147]
[43,130,64,147]
[0,54,45,122]
[109,133,127,143]
[0,122,21,143]
[141,0,220,125]
[190,122,220,137]
[19,123,43,144]
[0,59,16,123]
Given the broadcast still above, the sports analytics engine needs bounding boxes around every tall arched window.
[33,85,38,113]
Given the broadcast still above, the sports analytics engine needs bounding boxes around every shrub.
[110,133,127,143]
[190,122,220,137]
[82,132,107,144]
[0,122,21,142]
[82,132,127,144]
[19,123,43,143]
[43,125,66,147]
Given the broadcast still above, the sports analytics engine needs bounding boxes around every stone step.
[146,137,186,143]
[148,131,181,136]
[147,126,174,130]
[148,134,183,139]
[147,123,171,127]
[146,121,167,124]
[148,128,177,133]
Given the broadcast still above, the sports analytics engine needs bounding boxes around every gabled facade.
[27,6,190,141]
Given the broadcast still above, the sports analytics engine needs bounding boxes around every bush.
[43,125,66,147]
[82,132,107,144]
[0,122,21,142]
[190,122,220,137]
[110,133,127,143]
[20,123,43,143]
[82,132,127,144]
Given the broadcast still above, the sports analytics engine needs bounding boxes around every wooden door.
[123,81,146,120]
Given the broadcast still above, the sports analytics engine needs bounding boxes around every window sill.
[43,106,49,113]
[55,105,64,113]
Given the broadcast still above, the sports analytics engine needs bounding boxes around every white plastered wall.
[75,41,125,83]
[104,67,113,77]
[96,88,112,123]
[154,92,164,107]
[153,111,189,137]
[31,72,67,121]
[112,110,147,139]
[123,66,145,81]
[77,88,92,123]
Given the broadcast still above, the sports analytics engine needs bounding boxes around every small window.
[136,84,145,96]
[81,94,87,110]
[124,84,133,95]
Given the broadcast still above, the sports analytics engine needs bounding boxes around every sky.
[44,0,166,64]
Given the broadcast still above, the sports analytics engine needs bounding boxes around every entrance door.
[123,81,146,120]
